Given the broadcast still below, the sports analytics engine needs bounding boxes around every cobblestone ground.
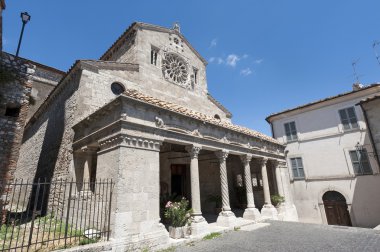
[175,221,380,252]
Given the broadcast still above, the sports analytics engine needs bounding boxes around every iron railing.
[0,179,113,251]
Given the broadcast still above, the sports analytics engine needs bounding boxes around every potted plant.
[207,195,222,214]
[271,194,285,207]
[164,198,192,239]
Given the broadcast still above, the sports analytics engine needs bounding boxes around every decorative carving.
[121,113,127,120]
[240,154,252,165]
[192,129,202,137]
[259,157,269,166]
[221,136,230,144]
[98,134,162,152]
[185,145,201,159]
[155,116,165,128]
[215,150,229,162]
[162,53,189,88]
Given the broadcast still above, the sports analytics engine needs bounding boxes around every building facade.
[14,22,297,249]
[267,84,380,228]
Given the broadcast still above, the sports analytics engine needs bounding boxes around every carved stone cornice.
[240,154,252,165]
[98,134,162,152]
[215,150,229,162]
[185,145,202,159]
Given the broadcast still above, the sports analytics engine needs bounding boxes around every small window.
[151,48,158,66]
[5,106,21,117]
[193,68,198,84]
[111,82,125,95]
[349,149,372,175]
[284,121,298,142]
[339,107,358,131]
[214,114,221,120]
[290,157,305,179]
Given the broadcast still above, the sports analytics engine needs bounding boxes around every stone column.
[274,161,285,198]
[185,145,209,237]
[240,154,261,221]
[215,150,236,227]
[260,158,278,220]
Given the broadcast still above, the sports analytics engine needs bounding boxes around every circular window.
[162,53,189,85]
[111,82,125,95]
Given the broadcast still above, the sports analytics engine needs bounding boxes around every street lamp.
[15,12,31,57]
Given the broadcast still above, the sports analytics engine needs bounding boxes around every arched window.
[214,114,221,120]
[111,82,125,95]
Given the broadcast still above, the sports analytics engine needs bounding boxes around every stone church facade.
[16,22,297,249]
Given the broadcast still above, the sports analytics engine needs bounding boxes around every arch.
[214,114,221,120]
[322,190,352,226]
[318,187,351,205]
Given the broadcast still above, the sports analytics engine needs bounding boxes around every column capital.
[240,154,252,165]
[259,157,269,166]
[215,150,229,162]
[185,145,202,159]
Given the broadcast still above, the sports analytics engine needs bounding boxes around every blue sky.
[3,1,380,136]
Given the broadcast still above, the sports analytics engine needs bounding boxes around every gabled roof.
[99,22,207,65]
[266,84,380,122]
[123,89,280,145]
[207,93,232,118]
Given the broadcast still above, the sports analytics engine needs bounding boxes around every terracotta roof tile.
[123,89,280,145]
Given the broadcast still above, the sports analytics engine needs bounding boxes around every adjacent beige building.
[267,84,380,228]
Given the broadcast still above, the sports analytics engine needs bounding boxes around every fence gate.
[0,179,113,251]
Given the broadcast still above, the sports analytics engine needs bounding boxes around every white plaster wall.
[271,89,380,227]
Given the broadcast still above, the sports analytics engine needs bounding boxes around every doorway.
[323,191,352,226]
[171,164,190,199]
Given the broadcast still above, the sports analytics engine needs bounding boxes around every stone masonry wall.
[0,52,34,222]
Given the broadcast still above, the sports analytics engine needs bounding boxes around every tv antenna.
[373,40,380,67]
[351,59,361,84]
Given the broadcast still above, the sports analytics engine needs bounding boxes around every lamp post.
[15,12,31,57]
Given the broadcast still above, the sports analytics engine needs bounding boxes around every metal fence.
[0,179,113,252]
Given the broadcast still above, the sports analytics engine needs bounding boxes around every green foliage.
[234,227,240,231]
[164,198,192,227]
[207,194,222,208]
[157,247,175,252]
[271,194,285,206]
[79,237,98,245]
[202,232,221,240]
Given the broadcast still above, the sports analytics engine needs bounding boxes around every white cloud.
[209,38,218,48]
[254,59,263,64]
[209,57,215,63]
[240,67,253,76]
[226,54,240,67]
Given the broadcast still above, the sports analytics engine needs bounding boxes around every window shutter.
[339,109,350,130]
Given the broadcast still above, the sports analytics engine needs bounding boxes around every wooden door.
[323,191,351,226]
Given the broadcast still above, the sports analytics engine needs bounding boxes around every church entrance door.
[323,191,351,226]
[171,164,190,199]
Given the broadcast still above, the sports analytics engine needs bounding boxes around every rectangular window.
[290,157,305,179]
[339,107,358,131]
[284,121,298,141]
[151,48,158,65]
[349,149,372,175]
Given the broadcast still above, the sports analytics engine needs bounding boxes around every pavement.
[174,221,380,252]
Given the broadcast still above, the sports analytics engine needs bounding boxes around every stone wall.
[361,98,380,165]
[0,52,34,222]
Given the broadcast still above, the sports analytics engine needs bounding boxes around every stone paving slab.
[175,221,380,252]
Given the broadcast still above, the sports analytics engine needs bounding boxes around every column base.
[190,216,210,237]
[261,204,278,220]
[243,207,261,221]
[216,210,236,227]
[277,203,298,222]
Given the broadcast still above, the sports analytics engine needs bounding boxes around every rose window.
[162,53,189,85]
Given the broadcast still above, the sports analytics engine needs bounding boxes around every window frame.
[338,107,359,131]
[150,47,159,66]
[290,157,305,179]
[349,149,373,176]
[284,121,298,142]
